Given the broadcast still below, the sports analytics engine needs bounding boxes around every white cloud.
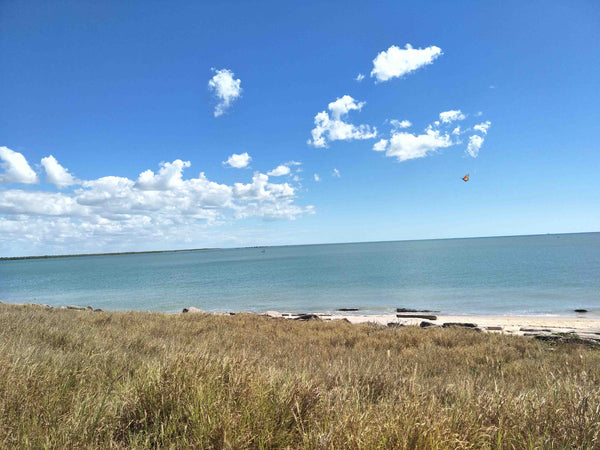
[373,128,452,162]
[208,68,242,117]
[439,110,466,123]
[355,73,365,82]
[375,111,490,163]
[313,174,320,182]
[0,155,314,253]
[268,165,291,177]
[223,152,252,168]
[328,95,365,120]
[0,190,87,217]
[135,159,191,190]
[370,44,442,83]
[466,135,485,157]
[332,168,341,178]
[41,155,78,188]
[308,95,376,148]
[390,119,412,129]
[0,147,38,184]
[373,139,388,152]
[474,121,491,134]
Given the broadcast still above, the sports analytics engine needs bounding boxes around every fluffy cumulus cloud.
[439,110,466,123]
[373,128,452,162]
[223,152,252,168]
[41,155,78,188]
[370,44,442,83]
[267,165,291,177]
[0,154,314,252]
[374,111,491,162]
[135,159,191,190]
[208,68,242,117]
[0,147,38,184]
[308,95,377,148]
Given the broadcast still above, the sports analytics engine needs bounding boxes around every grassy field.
[1,304,599,449]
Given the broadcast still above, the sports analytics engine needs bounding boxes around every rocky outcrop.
[293,314,321,321]
[396,314,438,320]
[442,322,477,328]
[397,308,439,313]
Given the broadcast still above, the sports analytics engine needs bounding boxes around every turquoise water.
[1,233,599,316]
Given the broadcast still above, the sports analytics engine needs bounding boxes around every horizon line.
[1,230,598,261]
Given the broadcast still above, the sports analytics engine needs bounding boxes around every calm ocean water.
[1,233,599,316]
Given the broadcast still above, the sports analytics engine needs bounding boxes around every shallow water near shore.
[1,232,599,316]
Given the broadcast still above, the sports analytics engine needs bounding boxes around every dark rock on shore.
[397,307,440,313]
[442,322,478,328]
[294,314,321,321]
[337,308,359,312]
[396,314,438,320]
[520,327,552,332]
[420,321,438,328]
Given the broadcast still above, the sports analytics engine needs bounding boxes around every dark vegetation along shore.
[0,248,214,261]
[1,303,600,448]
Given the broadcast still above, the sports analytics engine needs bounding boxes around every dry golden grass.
[1,303,600,449]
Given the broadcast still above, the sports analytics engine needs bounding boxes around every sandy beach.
[263,310,600,343]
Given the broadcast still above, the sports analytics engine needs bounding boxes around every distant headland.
[0,248,215,261]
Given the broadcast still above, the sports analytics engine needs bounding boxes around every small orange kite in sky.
[462,174,469,182]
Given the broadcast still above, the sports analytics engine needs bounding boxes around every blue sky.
[1,0,599,256]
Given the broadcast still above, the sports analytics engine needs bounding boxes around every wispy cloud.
[439,110,466,123]
[474,121,491,134]
[390,119,412,129]
[467,135,484,157]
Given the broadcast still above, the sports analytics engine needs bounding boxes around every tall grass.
[1,303,599,448]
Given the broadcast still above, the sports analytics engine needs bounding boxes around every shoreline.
[258,311,600,345]
[262,310,600,337]
[3,301,600,343]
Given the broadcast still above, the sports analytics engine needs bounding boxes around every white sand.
[265,311,600,338]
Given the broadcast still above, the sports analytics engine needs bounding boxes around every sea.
[1,233,599,316]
